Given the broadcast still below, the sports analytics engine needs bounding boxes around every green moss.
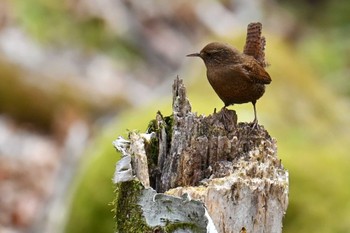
[145,119,160,166]
[113,180,205,233]
[144,112,174,172]
[114,180,153,233]
[164,222,202,233]
[144,112,174,191]
[163,114,174,153]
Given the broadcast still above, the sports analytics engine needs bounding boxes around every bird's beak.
[186,52,201,57]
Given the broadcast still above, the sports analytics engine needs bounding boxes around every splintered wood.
[114,77,289,233]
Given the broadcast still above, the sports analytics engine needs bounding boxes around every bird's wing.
[240,58,271,84]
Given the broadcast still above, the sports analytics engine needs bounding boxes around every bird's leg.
[250,101,259,130]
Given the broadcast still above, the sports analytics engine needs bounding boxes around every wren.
[187,41,271,126]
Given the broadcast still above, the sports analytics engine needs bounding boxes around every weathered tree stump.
[113,77,289,233]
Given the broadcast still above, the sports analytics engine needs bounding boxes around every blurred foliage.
[0,59,128,133]
[278,0,350,28]
[278,0,350,97]
[0,60,53,131]
[64,133,118,233]
[11,0,140,61]
[297,30,350,96]
[65,34,350,233]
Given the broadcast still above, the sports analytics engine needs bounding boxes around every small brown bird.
[187,42,271,126]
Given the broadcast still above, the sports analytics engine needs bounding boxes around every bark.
[113,77,289,233]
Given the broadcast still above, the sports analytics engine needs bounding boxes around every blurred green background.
[0,0,350,233]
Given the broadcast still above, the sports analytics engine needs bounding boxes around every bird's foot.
[249,119,260,133]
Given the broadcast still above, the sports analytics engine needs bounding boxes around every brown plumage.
[244,22,267,68]
[187,41,271,125]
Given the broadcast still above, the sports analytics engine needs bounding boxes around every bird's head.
[187,42,241,67]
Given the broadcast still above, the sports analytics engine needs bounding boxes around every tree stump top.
[113,77,289,233]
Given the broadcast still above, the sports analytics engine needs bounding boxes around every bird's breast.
[206,67,265,105]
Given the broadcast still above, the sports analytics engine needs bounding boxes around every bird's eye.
[205,51,215,57]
